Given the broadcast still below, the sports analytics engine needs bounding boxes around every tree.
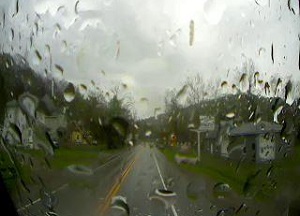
[186,74,205,105]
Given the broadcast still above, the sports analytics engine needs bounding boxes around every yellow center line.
[99,148,143,215]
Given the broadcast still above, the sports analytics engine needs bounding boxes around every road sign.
[199,116,215,131]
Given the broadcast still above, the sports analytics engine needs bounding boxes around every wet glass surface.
[0,0,300,215]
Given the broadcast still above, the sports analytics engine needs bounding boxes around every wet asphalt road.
[18,144,282,216]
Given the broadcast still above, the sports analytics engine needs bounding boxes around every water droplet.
[288,0,299,15]
[149,189,177,209]
[271,43,274,64]
[186,180,205,201]
[235,203,247,214]
[140,97,148,102]
[79,84,87,94]
[176,85,189,98]
[273,105,283,123]
[189,20,194,46]
[216,207,235,216]
[110,196,130,215]
[225,113,235,119]
[221,81,228,88]
[264,82,270,95]
[63,82,76,102]
[213,182,231,199]
[44,157,51,169]
[111,117,128,137]
[54,64,64,76]
[266,165,274,178]
[258,47,266,56]
[169,29,181,47]
[284,80,292,103]
[115,40,121,59]
[243,170,261,197]
[97,118,102,126]
[255,0,268,6]
[57,6,65,13]
[10,28,14,42]
[33,49,42,65]
[75,0,79,14]
[21,179,30,193]
[157,41,164,57]
[40,189,58,210]
[249,20,255,28]
[145,130,152,137]
[67,164,93,175]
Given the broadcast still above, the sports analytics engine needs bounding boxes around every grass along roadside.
[1,145,125,198]
[20,145,124,170]
[161,147,300,201]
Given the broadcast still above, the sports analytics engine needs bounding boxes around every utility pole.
[191,129,201,161]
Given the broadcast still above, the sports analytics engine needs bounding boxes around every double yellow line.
[99,153,140,215]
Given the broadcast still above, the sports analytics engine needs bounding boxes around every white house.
[228,121,283,163]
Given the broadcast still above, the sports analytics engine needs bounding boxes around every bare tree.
[185,74,205,105]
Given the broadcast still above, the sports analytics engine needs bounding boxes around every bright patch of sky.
[0,0,299,117]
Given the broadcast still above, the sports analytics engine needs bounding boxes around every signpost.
[190,116,215,161]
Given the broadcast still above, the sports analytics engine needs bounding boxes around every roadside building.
[227,121,285,163]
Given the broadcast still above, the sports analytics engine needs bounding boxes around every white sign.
[257,135,275,161]
[199,116,215,131]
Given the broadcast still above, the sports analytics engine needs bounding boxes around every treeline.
[138,70,300,146]
[0,53,135,149]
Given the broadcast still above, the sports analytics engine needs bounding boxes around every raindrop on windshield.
[255,0,268,6]
[235,203,248,214]
[79,84,87,94]
[63,82,76,102]
[189,20,194,46]
[258,47,266,56]
[221,81,228,88]
[287,0,299,15]
[75,0,80,14]
[284,80,292,103]
[157,40,164,57]
[225,112,235,119]
[186,180,206,201]
[67,164,93,175]
[271,43,274,64]
[149,189,177,210]
[9,28,14,42]
[54,64,64,76]
[33,49,43,65]
[145,130,152,137]
[169,29,181,47]
[110,196,130,216]
[216,207,235,216]
[213,182,231,199]
[140,97,148,102]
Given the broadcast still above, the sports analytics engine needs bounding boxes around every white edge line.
[152,150,178,216]
[17,183,69,212]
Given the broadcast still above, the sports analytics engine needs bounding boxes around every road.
[18,144,282,216]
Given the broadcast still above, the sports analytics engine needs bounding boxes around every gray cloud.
[0,0,299,117]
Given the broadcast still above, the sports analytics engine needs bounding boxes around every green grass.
[161,147,299,201]
[50,147,99,169]
[163,148,252,193]
[20,145,123,169]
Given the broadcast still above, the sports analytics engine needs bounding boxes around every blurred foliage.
[0,53,134,150]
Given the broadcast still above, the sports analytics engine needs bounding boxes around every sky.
[0,0,299,118]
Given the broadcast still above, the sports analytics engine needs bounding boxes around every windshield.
[0,0,300,216]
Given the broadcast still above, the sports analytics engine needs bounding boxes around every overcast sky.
[0,0,299,117]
